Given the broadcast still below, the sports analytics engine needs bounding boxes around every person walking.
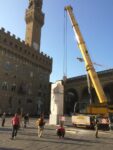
[95,117,99,138]
[1,112,6,127]
[56,123,65,138]
[36,114,45,138]
[24,113,29,128]
[11,113,20,140]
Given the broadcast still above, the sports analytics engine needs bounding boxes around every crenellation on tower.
[0,26,52,73]
[1,27,5,32]
[22,40,25,44]
[17,37,21,42]
[12,34,16,38]
[7,31,11,36]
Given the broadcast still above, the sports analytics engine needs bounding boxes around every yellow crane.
[65,6,113,128]
[65,6,107,104]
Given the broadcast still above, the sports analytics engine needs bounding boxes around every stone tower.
[25,0,44,51]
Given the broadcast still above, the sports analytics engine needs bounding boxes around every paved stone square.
[0,118,113,150]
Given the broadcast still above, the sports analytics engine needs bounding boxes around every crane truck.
[65,6,113,129]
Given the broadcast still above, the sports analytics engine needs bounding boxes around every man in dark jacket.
[95,117,99,138]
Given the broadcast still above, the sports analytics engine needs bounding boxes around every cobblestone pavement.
[0,118,113,150]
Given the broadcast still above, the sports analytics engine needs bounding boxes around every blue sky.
[0,0,113,82]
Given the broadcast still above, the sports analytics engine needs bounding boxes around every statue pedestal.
[49,80,64,125]
[49,114,59,125]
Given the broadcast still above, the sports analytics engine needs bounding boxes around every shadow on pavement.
[45,127,55,131]
[23,127,36,130]
[16,136,92,146]
[0,148,22,150]
[19,132,37,137]
[100,136,113,140]
[44,133,58,137]
[64,137,99,144]
[0,127,11,132]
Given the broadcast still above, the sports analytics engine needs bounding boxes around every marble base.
[49,114,60,125]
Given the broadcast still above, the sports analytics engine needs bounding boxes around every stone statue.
[49,81,64,125]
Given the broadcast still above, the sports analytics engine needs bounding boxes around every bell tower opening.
[25,0,44,51]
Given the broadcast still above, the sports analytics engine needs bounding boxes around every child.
[57,123,65,138]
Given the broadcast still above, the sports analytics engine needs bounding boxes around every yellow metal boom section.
[65,6,107,104]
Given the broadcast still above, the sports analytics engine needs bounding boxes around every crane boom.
[65,6,107,104]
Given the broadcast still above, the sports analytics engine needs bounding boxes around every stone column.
[49,80,64,125]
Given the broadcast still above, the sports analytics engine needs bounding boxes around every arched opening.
[104,83,113,104]
[81,87,90,103]
[81,83,113,105]
[64,88,78,115]
[81,87,98,104]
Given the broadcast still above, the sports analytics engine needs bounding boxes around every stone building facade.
[64,69,113,115]
[0,0,52,115]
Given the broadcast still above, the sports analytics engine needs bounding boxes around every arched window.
[2,81,8,90]
[11,83,16,91]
